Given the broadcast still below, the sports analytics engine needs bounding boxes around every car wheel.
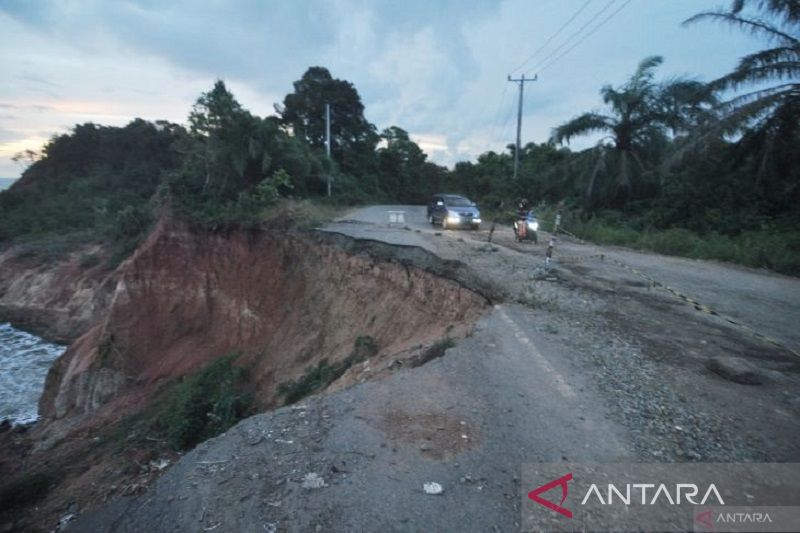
[472,223,480,231]
[428,214,435,225]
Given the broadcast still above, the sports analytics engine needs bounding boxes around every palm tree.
[683,0,800,185]
[552,56,696,207]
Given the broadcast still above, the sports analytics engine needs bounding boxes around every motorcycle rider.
[517,198,530,220]
[515,198,530,240]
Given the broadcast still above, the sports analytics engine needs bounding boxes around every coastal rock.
[0,243,114,343]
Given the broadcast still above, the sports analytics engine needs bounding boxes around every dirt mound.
[38,219,489,429]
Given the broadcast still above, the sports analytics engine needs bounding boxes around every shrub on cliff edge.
[278,335,378,403]
[151,353,252,451]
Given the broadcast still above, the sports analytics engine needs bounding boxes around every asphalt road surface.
[329,205,800,352]
[70,205,800,533]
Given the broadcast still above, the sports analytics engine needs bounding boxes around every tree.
[184,80,267,196]
[376,126,427,200]
[11,149,41,169]
[552,56,711,207]
[279,67,378,176]
[189,80,246,138]
[684,0,800,206]
[516,142,572,203]
[658,79,718,137]
[0,119,183,244]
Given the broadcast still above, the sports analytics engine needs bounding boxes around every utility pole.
[507,73,537,180]
[325,103,331,197]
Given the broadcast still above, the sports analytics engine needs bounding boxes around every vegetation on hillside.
[278,335,378,404]
[0,0,797,273]
[150,354,252,451]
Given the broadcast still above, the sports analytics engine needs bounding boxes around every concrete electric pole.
[507,73,537,180]
[325,103,331,197]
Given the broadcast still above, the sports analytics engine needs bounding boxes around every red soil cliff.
[38,219,488,426]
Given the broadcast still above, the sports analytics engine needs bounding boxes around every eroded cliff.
[0,244,115,343]
[38,219,489,426]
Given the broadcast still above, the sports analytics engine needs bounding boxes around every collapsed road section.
[1,217,494,533]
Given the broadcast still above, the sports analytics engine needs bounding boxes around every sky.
[0,0,765,178]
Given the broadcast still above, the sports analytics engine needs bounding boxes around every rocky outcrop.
[0,244,115,343]
[39,220,488,422]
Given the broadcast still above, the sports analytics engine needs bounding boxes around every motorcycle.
[513,212,539,243]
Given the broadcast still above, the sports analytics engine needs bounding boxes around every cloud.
[0,103,54,112]
[0,127,20,143]
[0,0,765,175]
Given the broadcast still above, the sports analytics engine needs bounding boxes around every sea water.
[0,322,65,425]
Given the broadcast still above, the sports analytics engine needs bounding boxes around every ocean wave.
[0,323,65,425]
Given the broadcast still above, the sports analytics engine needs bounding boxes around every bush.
[151,354,251,451]
[0,120,181,250]
[640,228,701,256]
[569,217,800,276]
[0,472,53,512]
[410,337,455,368]
[79,253,101,268]
[278,335,378,404]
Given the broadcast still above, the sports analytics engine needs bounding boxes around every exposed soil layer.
[1,218,490,532]
[39,220,488,427]
[7,206,800,532]
[0,244,115,343]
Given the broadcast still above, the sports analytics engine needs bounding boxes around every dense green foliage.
[151,354,251,451]
[0,120,182,256]
[0,70,449,249]
[446,1,799,273]
[0,1,797,273]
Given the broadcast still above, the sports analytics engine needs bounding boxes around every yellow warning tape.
[556,253,606,264]
[606,256,800,359]
[553,225,798,358]
[555,226,585,243]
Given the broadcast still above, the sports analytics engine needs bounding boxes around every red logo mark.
[695,509,715,530]
[528,472,573,518]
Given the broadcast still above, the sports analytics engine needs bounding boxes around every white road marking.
[497,306,576,399]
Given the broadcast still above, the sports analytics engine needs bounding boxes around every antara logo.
[528,473,725,518]
[528,473,574,518]
[581,483,725,506]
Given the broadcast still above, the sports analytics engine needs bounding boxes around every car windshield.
[445,197,472,207]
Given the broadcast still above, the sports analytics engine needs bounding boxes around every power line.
[488,83,511,152]
[499,91,517,151]
[538,0,632,74]
[525,0,619,76]
[487,1,622,157]
[510,0,594,75]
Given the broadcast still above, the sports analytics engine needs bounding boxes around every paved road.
[568,242,800,353]
[70,303,633,533]
[323,205,443,254]
[70,204,800,532]
[329,204,800,353]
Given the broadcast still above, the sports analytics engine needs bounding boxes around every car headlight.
[528,221,539,231]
